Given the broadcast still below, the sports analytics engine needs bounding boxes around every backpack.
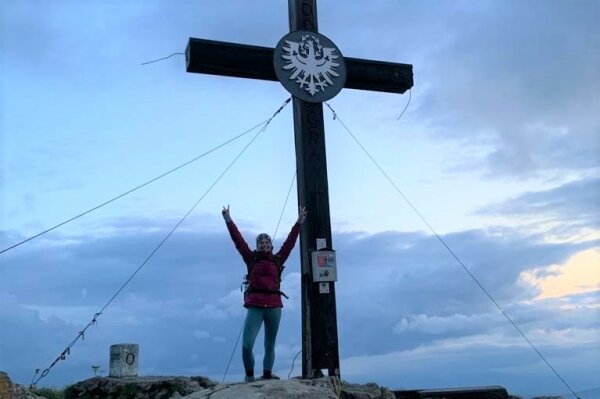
[241,252,288,300]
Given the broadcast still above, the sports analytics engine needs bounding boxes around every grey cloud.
[0,292,91,386]
[342,329,600,396]
[2,215,598,391]
[335,228,593,310]
[392,312,504,335]
[479,176,600,229]
[416,0,600,177]
[328,228,597,357]
[1,1,288,78]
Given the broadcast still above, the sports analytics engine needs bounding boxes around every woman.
[222,204,307,382]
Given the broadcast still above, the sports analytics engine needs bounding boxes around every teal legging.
[242,307,282,376]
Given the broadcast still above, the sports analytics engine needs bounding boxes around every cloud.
[195,290,246,320]
[520,248,600,300]
[193,330,210,340]
[2,213,599,394]
[416,1,600,177]
[0,292,93,386]
[481,177,599,222]
[341,329,600,396]
[478,176,600,240]
[393,313,502,335]
[336,227,596,313]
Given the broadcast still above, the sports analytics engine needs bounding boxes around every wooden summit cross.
[186,0,413,379]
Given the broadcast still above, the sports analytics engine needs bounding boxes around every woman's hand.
[297,205,307,224]
[222,205,232,222]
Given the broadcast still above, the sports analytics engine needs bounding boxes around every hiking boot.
[244,376,255,383]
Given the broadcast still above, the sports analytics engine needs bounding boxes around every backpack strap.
[246,287,289,299]
[247,251,259,273]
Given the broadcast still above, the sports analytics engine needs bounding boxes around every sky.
[1,0,599,397]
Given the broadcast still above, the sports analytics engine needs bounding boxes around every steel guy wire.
[272,170,297,243]
[221,316,246,384]
[31,97,292,386]
[288,350,302,379]
[324,102,581,399]
[1,119,273,256]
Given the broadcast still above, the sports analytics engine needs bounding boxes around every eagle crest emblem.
[281,33,341,96]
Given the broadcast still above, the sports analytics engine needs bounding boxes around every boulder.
[64,376,216,399]
[341,381,396,399]
[0,371,45,399]
[0,371,11,399]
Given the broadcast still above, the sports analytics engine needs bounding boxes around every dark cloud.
[415,0,600,177]
[336,228,593,308]
[333,227,598,359]
[2,214,597,394]
[0,0,288,79]
[479,176,600,230]
[0,293,88,386]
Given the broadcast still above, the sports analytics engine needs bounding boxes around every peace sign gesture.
[222,205,232,222]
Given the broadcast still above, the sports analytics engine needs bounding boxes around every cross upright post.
[287,0,339,379]
[185,0,413,379]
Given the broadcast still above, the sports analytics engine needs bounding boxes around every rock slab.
[64,376,397,399]
[184,378,397,399]
[1,370,511,399]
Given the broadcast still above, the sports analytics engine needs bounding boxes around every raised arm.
[222,205,254,264]
[276,206,307,263]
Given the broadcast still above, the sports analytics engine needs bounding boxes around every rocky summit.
[1,370,512,399]
[0,372,399,399]
[65,375,397,399]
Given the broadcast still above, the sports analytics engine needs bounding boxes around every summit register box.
[311,250,337,282]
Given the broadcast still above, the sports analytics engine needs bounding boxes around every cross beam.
[186,0,413,379]
[186,38,413,94]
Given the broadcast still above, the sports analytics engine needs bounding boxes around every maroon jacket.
[226,220,301,308]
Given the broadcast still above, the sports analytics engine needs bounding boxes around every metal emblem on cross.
[274,31,346,102]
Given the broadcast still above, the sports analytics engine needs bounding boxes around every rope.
[324,102,581,399]
[31,97,291,387]
[1,119,272,256]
